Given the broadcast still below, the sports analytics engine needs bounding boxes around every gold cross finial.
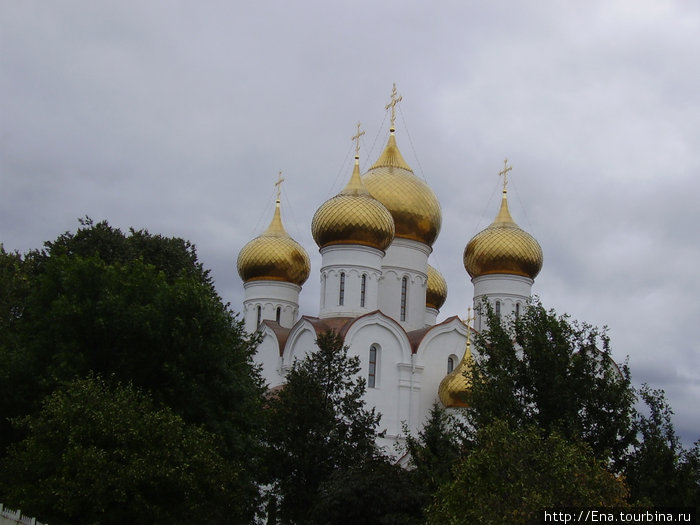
[385,83,403,130]
[465,307,474,348]
[499,158,512,192]
[352,122,365,158]
[274,171,285,202]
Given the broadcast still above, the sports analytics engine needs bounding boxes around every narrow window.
[495,300,501,320]
[400,276,408,321]
[515,302,521,319]
[321,274,326,308]
[360,274,367,308]
[368,345,378,388]
[275,307,281,324]
[256,305,262,327]
[447,356,455,373]
[339,272,345,306]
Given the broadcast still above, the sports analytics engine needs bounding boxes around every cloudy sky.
[2,1,699,444]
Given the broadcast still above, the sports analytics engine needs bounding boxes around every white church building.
[236,87,543,451]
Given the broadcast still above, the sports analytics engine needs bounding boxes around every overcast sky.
[2,1,699,444]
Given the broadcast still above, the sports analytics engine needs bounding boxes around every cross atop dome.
[352,122,365,159]
[385,83,402,131]
[464,307,474,346]
[275,170,285,202]
[499,158,512,192]
[464,306,474,329]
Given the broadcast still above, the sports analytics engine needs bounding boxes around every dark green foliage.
[0,219,266,520]
[427,420,629,524]
[1,375,242,525]
[403,404,466,518]
[264,331,384,524]
[625,385,700,506]
[467,299,637,469]
[312,457,423,525]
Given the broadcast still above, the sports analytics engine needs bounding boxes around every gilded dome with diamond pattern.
[426,264,447,310]
[464,190,543,280]
[362,131,442,247]
[237,200,311,286]
[312,157,395,251]
[438,337,473,408]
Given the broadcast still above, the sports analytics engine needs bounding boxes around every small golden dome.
[438,338,473,408]
[464,190,543,280]
[312,158,395,251]
[426,264,447,310]
[362,131,442,247]
[237,200,311,286]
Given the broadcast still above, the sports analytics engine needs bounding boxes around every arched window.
[339,272,345,306]
[368,344,379,388]
[447,356,455,373]
[495,300,501,320]
[321,274,326,308]
[360,274,367,308]
[515,302,521,319]
[400,276,408,321]
[256,305,261,327]
[275,306,281,324]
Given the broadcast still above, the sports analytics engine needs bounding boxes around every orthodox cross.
[385,83,402,130]
[465,306,474,328]
[464,307,474,351]
[275,170,285,201]
[499,158,512,191]
[352,122,365,158]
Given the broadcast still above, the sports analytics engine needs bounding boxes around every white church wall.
[414,319,468,433]
[472,273,532,331]
[253,327,284,388]
[318,245,384,318]
[424,306,439,326]
[281,319,318,372]
[378,238,430,331]
[343,313,412,450]
[242,280,301,332]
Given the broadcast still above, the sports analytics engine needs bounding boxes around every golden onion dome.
[362,130,442,247]
[237,200,311,286]
[426,264,447,310]
[311,156,395,251]
[464,189,543,280]
[438,337,473,408]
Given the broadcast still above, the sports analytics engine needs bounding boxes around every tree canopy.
[466,299,637,469]
[1,375,242,524]
[263,331,382,524]
[427,420,629,524]
[0,219,266,521]
[625,385,700,506]
[263,331,422,524]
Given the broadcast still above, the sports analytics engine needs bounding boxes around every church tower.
[311,124,395,318]
[463,160,543,331]
[237,176,311,333]
[362,85,442,330]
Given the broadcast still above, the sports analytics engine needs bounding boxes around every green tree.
[264,331,383,524]
[403,404,466,519]
[0,219,266,520]
[467,299,637,469]
[1,375,242,525]
[0,245,33,446]
[427,420,629,525]
[311,457,423,525]
[625,385,700,506]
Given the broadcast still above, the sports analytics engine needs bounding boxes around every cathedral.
[236,87,543,451]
